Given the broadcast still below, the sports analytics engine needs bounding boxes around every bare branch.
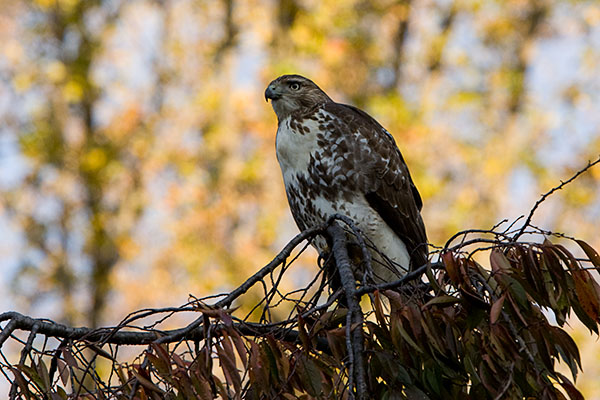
[513,156,600,241]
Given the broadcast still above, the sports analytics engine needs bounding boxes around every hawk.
[265,74,428,283]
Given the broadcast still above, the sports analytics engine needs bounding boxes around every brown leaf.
[556,372,585,400]
[490,249,511,274]
[190,371,213,400]
[577,239,600,267]
[132,371,164,395]
[228,327,248,366]
[490,294,506,324]
[56,358,69,387]
[442,251,461,284]
[298,315,311,353]
[217,343,242,395]
[373,291,389,330]
[10,366,32,400]
[571,262,600,321]
[86,343,115,361]
[423,295,460,309]
[150,343,170,364]
[61,348,78,368]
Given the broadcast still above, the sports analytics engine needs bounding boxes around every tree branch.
[513,156,600,241]
[327,222,367,400]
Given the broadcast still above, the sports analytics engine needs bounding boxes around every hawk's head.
[265,74,332,122]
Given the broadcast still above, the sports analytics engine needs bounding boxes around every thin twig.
[513,156,600,241]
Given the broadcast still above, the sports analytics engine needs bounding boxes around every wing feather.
[323,102,428,269]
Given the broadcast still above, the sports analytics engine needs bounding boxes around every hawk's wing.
[322,102,428,269]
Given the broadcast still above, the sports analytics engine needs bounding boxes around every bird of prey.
[265,74,428,283]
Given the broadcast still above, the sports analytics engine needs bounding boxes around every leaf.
[190,371,213,400]
[392,317,423,354]
[577,239,600,267]
[87,343,115,361]
[228,327,248,366]
[248,341,266,388]
[10,366,32,400]
[374,351,412,385]
[146,353,170,376]
[296,354,322,396]
[55,386,68,400]
[18,363,46,392]
[504,276,529,309]
[325,330,346,361]
[404,385,432,399]
[132,370,164,395]
[550,326,581,380]
[490,293,506,324]
[217,343,242,394]
[423,295,460,308]
[556,372,585,400]
[35,357,51,392]
[570,261,600,321]
[298,316,311,353]
[420,314,445,355]
[62,348,78,368]
[442,252,461,284]
[261,339,281,384]
[221,332,237,370]
[373,291,389,330]
[490,249,511,274]
[56,358,69,386]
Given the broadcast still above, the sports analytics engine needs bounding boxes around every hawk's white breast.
[275,116,320,180]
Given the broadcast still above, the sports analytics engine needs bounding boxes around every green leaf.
[297,355,322,397]
[391,317,423,354]
[373,351,412,385]
[18,363,46,392]
[423,295,460,308]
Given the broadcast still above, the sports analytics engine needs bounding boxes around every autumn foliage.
[2,210,600,399]
[2,0,600,398]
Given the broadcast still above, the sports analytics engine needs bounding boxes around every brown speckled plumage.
[265,75,428,281]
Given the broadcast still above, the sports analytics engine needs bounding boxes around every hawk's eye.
[289,82,300,91]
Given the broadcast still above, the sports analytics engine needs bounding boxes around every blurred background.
[0,0,599,396]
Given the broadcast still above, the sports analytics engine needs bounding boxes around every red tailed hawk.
[265,74,428,283]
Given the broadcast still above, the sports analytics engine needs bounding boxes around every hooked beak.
[264,84,280,102]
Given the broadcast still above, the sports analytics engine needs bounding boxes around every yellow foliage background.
[0,0,599,396]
